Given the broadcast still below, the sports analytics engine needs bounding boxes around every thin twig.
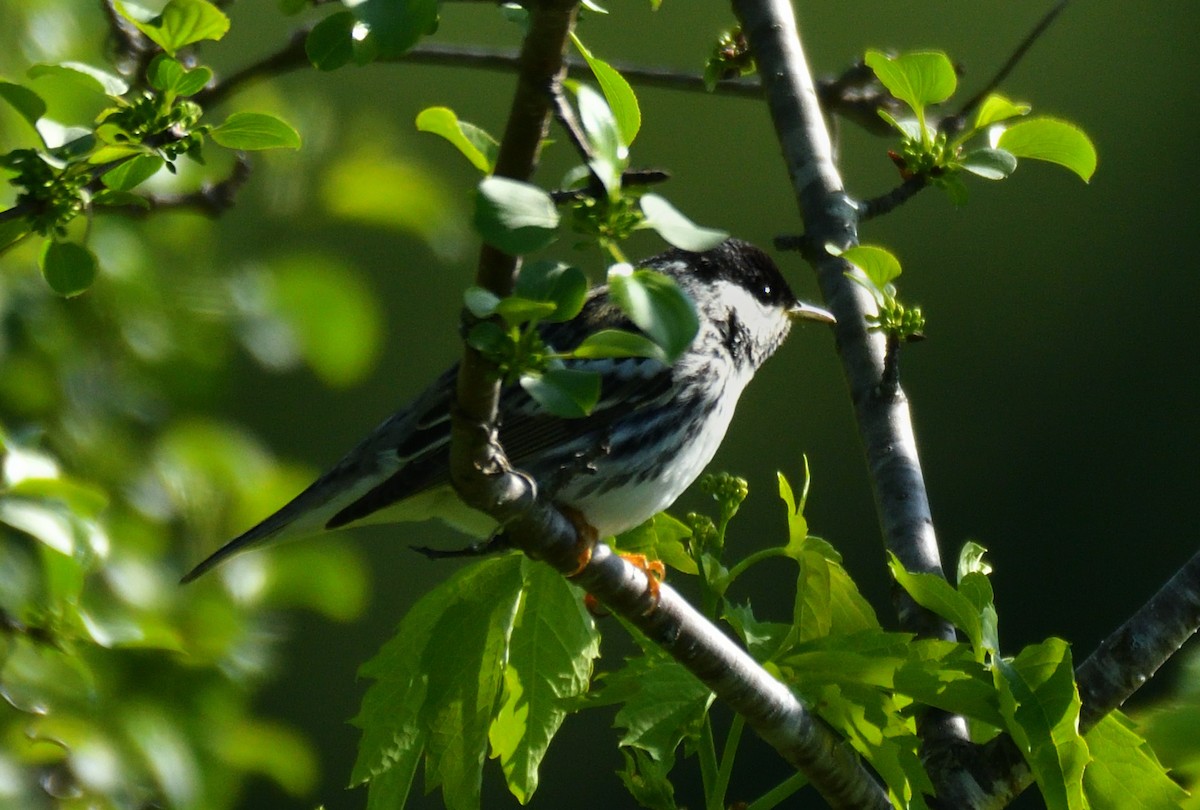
[859,175,929,222]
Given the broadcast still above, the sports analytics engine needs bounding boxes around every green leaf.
[352,556,525,810]
[39,240,98,297]
[959,147,1018,180]
[463,286,500,318]
[415,107,498,173]
[520,368,601,418]
[115,0,230,56]
[957,541,992,583]
[570,34,641,146]
[466,321,508,356]
[0,216,32,251]
[0,81,47,128]
[639,194,728,252]
[514,261,587,322]
[995,639,1090,810]
[864,50,956,126]
[1083,712,1188,810]
[840,244,902,288]
[888,553,984,657]
[489,561,599,803]
[575,83,626,196]
[90,189,151,209]
[101,154,164,191]
[494,296,557,324]
[351,0,439,59]
[570,329,667,362]
[972,93,1031,131]
[474,176,559,255]
[210,112,301,150]
[306,11,356,71]
[607,263,699,362]
[617,749,678,810]
[996,117,1097,182]
[612,512,697,574]
[28,62,129,96]
[145,55,212,97]
[269,255,384,387]
[894,640,1005,728]
[589,654,712,761]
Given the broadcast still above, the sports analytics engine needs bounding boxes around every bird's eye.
[761,284,772,297]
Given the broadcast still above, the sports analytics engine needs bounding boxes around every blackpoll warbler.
[182,239,832,582]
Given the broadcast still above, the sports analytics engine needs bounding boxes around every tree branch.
[731,0,968,759]
[441,2,892,806]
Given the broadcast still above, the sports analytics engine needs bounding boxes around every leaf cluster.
[0,0,300,296]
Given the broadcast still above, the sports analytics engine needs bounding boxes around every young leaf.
[146,55,212,97]
[607,263,699,362]
[570,34,641,146]
[489,561,599,803]
[520,368,600,417]
[39,240,98,297]
[639,194,727,252]
[494,296,558,324]
[101,154,164,191]
[995,117,1097,182]
[888,553,984,658]
[27,63,129,97]
[0,81,47,128]
[514,260,587,322]
[570,329,667,362]
[959,147,1018,180]
[115,0,231,56]
[415,107,498,173]
[840,245,902,288]
[972,93,1031,132]
[463,286,501,318]
[305,11,356,71]
[995,639,1090,810]
[864,50,956,131]
[211,112,301,150]
[474,176,559,254]
[612,513,697,574]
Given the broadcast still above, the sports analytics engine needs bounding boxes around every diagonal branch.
[731,0,968,756]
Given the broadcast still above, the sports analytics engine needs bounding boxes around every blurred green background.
[2,1,1198,808]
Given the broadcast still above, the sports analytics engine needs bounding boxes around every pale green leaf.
[1083,712,1188,810]
[607,263,699,362]
[520,368,600,417]
[28,62,129,96]
[996,117,1097,182]
[474,176,559,255]
[115,0,230,56]
[571,34,640,145]
[639,194,727,252]
[415,107,498,173]
[570,329,667,362]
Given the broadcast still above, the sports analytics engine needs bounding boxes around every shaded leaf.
[607,263,698,362]
[351,0,439,59]
[306,11,356,71]
[514,260,587,322]
[960,147,1018,180]
[0,81,47,128]
[474,176,559,255]
[612,512,697,574]
[101,154,164,191]
[39,240,98,297]
[520,368,600,417]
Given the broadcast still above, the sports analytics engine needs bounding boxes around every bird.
[181,239,833,583]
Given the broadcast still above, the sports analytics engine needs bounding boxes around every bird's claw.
[559,505,598,576]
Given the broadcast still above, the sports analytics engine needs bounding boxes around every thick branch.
[732,0,968,760]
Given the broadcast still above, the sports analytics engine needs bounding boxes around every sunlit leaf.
[28,62,129,97]
[415,107,498,173]
[607,263,698,362]
[489,561,599,802]
[570,34,640,146]
[613,512,697,574]
[115,0,230,56]
[101,154,164,191]
[864,50,957,117]
[639,194,727,252]
[996,117,1097,182]
[145,55,211,97]
[571,329,667,362]
[211,112,301,151]
[1083,712,1189,810]
[840,244,902,288]
[972,93,1031,131]
[575,83,625,196]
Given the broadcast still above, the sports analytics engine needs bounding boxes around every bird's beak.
[788,301,836,325]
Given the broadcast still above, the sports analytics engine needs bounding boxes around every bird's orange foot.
[621,553,666,604]
[559,505,598,577]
